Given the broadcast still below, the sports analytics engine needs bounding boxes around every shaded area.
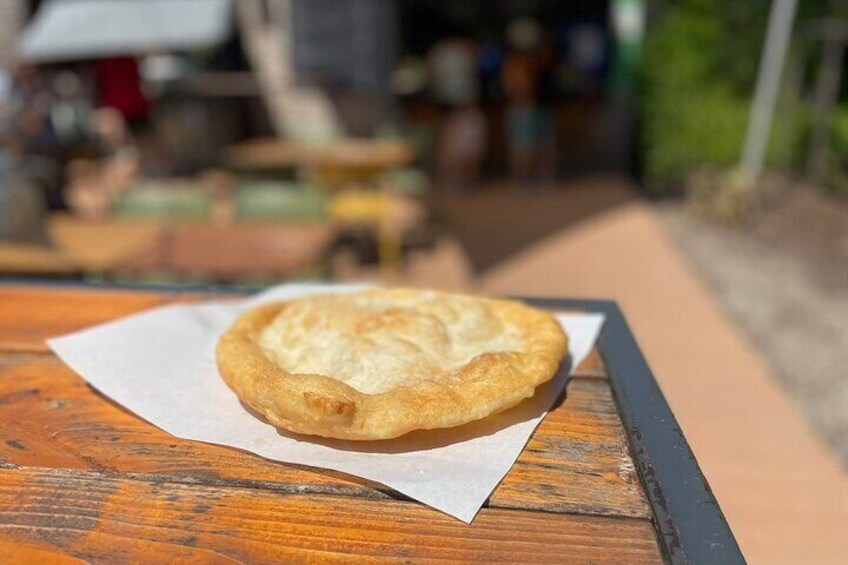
[432,175,637,271]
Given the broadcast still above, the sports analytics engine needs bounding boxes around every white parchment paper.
[47,284,604,522]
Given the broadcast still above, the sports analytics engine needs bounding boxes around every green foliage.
[641,0,848,191]
[641,78,751,188]
[641,1,771,190]
[819,106,848,192]
[829,107,848,164]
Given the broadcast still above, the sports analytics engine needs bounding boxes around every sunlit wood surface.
[0,285,662,563]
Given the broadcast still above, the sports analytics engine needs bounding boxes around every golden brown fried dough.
[216,289,567,440]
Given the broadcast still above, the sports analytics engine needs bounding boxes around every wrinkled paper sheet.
[48,284,605,522]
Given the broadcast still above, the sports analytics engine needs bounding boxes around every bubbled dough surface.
[258,291,524,394]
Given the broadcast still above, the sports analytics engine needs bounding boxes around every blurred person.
[0,152,48,243]
[478,40,504,100]
[65,107,139,219]
[502,18,556,185]
[0,66,54,240]
[6,66,94,210]
[564,22,608,91]
[0,155,47,243]
[96,57,150,125]
[0,78,48,243]
[9,65,59,163]
[437,101,488,188]
[8,65,52,139]
[429,35,479,108]
[49,71,92,148]
[429,35,487,188]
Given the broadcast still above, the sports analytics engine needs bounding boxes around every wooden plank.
[0,355,375,492]
[0,243,80,276]
[0,538,86,565]
[0,286,608,373]
[226,138,415,170]
[0,288,170,353]
[0,356,650,519]
[165,223,333,279]
[495,377,648,517]
[0,466,662,564]
[110,224,336,281]
[48,214,164,272]
[0,287,223,353]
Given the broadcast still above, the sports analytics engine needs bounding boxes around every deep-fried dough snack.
[216,289,567,440]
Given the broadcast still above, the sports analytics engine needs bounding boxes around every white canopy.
[19,0,233,63]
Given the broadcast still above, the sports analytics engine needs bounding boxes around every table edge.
[525,297,745,565]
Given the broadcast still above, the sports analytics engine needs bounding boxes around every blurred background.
[1,1,847,562]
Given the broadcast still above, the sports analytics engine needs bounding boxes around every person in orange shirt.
[501,18,556,185]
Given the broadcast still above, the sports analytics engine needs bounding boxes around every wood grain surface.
[0,287,171,353]
[0,467,661,564]
[0,356,648,519]
[0,285,660,563]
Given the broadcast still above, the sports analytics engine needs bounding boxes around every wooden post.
[740,0,799,176]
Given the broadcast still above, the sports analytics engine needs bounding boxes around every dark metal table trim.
[529,297,745,565]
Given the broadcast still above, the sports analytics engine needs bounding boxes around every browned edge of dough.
[215,290,567,440]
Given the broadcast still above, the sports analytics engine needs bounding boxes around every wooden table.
[0,285,743,563]
[48,214,164,273]
[0,242,81,277]
[25,215,335,282]
[227,139,416,171]
[226,139,416,186]
[112,222,334,281]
